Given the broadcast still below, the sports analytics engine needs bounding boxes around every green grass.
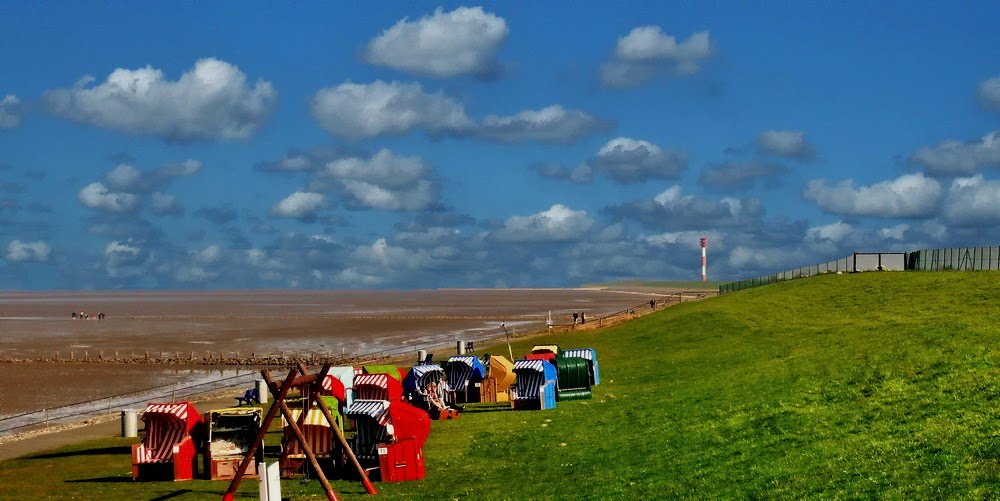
[2,272,998,499]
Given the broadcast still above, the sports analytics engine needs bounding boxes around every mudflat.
[0,288,661,416]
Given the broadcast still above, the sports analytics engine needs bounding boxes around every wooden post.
[264,371,339,501]
[223,369,300,501]
[297,362,377,495]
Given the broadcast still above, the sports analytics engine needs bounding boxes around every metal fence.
[719,245,998,294]
[0,371,258,436]
[908,246,1000,271]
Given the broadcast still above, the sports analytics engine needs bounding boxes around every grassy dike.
[1,271,997,499]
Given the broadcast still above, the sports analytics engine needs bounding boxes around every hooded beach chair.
[354,373,404,402]
[203,407,262,480]
[525,344,559,362]
[444,355,487,404]
[280,406,340,478]
[132,401,204,481]
[402,365,457,419]
[554,355,593,401]
[562,348,600,385]
[363,364,404,381]
[346,399,430,482]
[511,359,558,410]
[324,366,356,408]
[481,355,516,403]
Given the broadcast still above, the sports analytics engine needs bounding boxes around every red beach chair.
[132,401,203,481]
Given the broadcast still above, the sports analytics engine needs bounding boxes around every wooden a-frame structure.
[222,363,377,501]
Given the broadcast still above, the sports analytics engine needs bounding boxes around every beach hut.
[203,407,262,480]
[480,355,516,403]
[444,356,486,404]
[511,360,558,410]
[553,356,592,401]
[280,406,340,478]
[402,365,457,419]
[346,400,430,482]
[131,401,204,481]
[562,348,600,385]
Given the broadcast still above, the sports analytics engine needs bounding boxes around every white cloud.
[105,240,140,256]
[728,246,807,270]
[805,221,853,242]
[642,230,723,251]
[193,244,222,263]
[909,131,1000,176]
[478,105,607,143]
[879,224,909,240]
[340,180,437,212]
[365,7,507,78]
[43,58,275,141]
[943,175,1000,226]
[0,94,26,129]
[978,76,1000,110]
[310,80,473,140]
[493,204,593,242]
[6,240,50,262]
[78,182,139,213]
[271,192,324,220]
[150,192,182,215]
[803,173,942,218]
[321,150,439,211]
[105,164,143,191]
[592,137,686,183]
[601,27,713,88]
[757,130,815,160]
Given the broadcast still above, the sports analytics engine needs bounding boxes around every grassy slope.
[2,272,998,499]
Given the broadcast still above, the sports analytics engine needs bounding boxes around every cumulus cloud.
[978,76,1000,111]
[43,58,275,141]
[320,149,439,211]
[943,175,1000,226]
[256,149,343,173]
[78,182,139,213]
[756,130,815,160]
[641,230,723,251]
[698,161,788,192]
[0,94,26,129]
[150,192,183,216]
[590,137,686,183]
[605,185,764,230]
[805,221,853,243]
[601,27,713,88]
[310,80,473,140]
[909,131,1000,176]
[803,173,942,218]
[478,106,610,143]
[365,7,507,78]
[104,159,201,192]
[529,162,594,184]
[6,240,50,262]
[271,191,324,221]
[493,204,593,243]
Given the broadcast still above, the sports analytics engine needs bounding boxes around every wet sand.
[0,288,662,416]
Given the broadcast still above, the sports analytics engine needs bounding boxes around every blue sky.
[0,2,998,289]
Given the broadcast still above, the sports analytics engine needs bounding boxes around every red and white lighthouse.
[700,237,708,282]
